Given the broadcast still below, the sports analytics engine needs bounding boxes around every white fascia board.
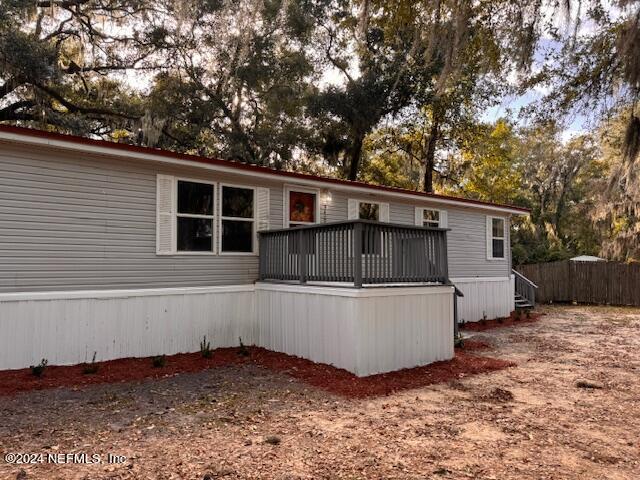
[0,130,528,216]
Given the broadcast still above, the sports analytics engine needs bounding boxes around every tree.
[594,106,640,261]
[0,0,175,139]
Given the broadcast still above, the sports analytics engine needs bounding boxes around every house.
[0,125,534,376]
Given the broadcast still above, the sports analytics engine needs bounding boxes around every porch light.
[321,189,332,204]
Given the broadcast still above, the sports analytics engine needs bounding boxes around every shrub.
[152,355,166,368]
[82,352,99,375]
[200,336,212,358]
[238,337,250,357]
[454,332,465,348]
[31,358,48,377]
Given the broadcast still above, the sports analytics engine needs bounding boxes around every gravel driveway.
[1,305,639,479]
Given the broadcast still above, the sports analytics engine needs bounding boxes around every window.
[422,209,440,228]
[359,202,380,221]
[220,185,255,253]
[358,201,382,254]
[287,189,317,227]
[488,216,505,259]
[176,180,214,252]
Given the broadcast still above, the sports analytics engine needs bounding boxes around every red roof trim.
[0,125,530,213]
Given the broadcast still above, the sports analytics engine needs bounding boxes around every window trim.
[283,184,320,228]
[174,177,217,256]
[218,182,258,256]
[487,215,506,261]
[418,207,444,228]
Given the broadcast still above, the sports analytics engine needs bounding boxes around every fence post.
[353,222,363,288]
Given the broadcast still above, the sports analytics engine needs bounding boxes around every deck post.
[298,229,307,284]
[353,222,363,288]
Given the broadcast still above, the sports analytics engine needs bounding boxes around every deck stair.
[513,269,537,309]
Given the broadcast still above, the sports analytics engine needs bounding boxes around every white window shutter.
[439,210,448,229]
[257,187,270,231]
[156,174,175,255]
[348,199,359,219]
[486,216,492,259]
[414,207,423,226]
[379,202,390,222]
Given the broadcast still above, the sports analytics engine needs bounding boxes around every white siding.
[0,284,454,374]
[256,283,454,376]
[0,286,256,370]
[451,276,515,322]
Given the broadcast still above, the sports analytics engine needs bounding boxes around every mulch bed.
[460,312,543,332]
[0,345,514,399]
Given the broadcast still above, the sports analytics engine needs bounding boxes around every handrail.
[259,220,449,287]
[512,269,538,289]
[259,219,450,234]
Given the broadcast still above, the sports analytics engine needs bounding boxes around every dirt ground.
[1,305,639,480]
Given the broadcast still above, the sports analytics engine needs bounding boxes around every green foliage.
[30,358,48,377]
[238,337,250,357]
[200,336,212,359]
[82,352,99,375]
[152,355,166,368]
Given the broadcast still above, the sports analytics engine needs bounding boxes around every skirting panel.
[256,283,455,377]
[450,276,515,323]
[0,286,257,371]
[0,284,455,375]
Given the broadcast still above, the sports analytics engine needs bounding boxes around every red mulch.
[460,312,543,332]
[0,345,514,399]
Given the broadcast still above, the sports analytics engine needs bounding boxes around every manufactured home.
[0,126,536,376]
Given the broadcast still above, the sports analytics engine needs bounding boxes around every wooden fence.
[516,260,640,306]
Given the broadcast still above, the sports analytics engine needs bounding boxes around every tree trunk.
[423,115,440,193]
[347,132,365,181]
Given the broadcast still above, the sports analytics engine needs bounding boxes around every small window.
[489,217,505,259]
[359,202,380,221]
[221,185,255,253]
[177,180,214,252]
[423,209,440,228]
[358,202,381,254]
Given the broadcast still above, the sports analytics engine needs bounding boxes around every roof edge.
[0,125,530,215]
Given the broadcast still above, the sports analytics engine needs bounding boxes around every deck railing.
[258,220,449,287]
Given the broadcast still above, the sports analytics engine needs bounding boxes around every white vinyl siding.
[0,141,513,292]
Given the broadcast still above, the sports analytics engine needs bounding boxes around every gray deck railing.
[513,269,537,306]
[258,220,449,287]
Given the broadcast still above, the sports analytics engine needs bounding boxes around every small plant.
[30,358,48,377]
[454,332,465,348]
[82,352,99,375]
[238,337,250,357]
[200,336,212,358]
[526,309,532,319]
[152,355,166,368]
[480,312,487,325]
[497,316,504,324]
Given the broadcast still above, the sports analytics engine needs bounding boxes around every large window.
[489,217,505,259]
[220,185,255,253]
[177,180,214,252]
